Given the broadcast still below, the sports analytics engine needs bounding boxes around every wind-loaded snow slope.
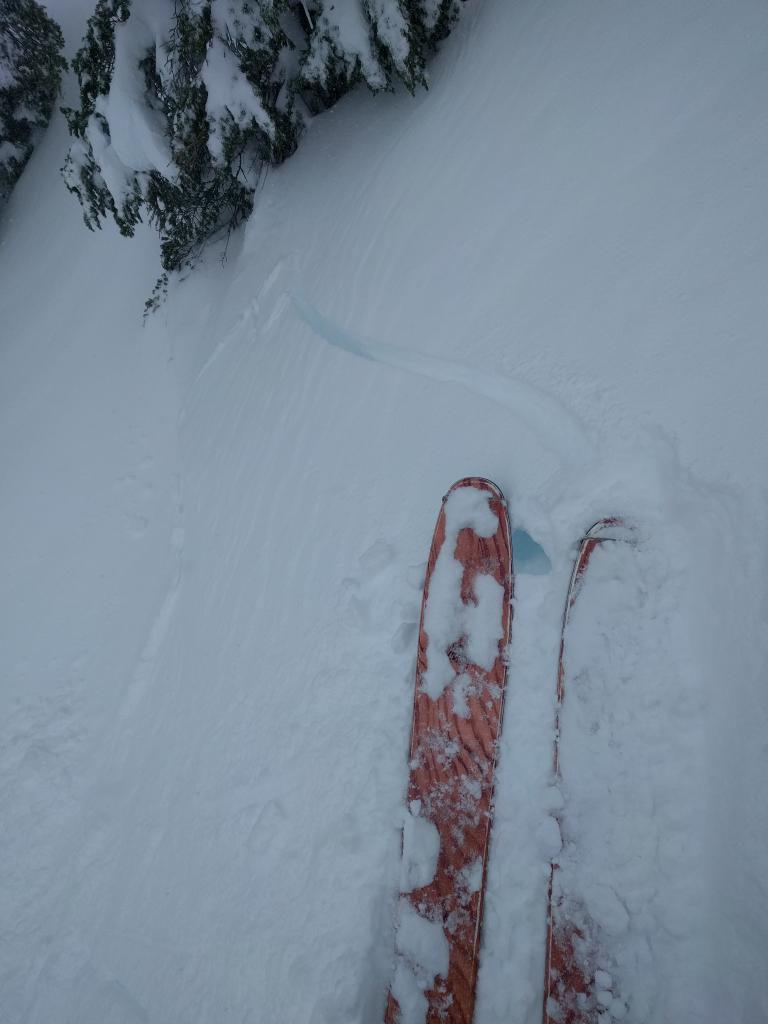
[1,1,767,1022]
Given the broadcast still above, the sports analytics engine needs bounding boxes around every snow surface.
[2,0,768,1022]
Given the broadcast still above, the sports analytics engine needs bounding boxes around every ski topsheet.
[543,519,635,1024]
[385,478,513,1024]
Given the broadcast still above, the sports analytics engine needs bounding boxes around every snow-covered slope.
[2,1,767,1022]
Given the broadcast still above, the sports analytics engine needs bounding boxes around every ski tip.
[442,477,507,504]
[583,517,637,543]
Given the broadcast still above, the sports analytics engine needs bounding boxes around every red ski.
[385,478,513,1024]
[543,519,635,1024]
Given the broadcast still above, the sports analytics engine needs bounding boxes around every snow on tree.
[0,0,66,206]
[62,0,465,277]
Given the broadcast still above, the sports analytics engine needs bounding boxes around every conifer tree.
[63,0,465,275]
[0,0,66,205]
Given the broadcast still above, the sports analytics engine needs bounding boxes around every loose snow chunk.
[464,573,505,670]
[535,816,563,860]
[443,486,499,539]
[391,905,448,1024]
[401,805,441,892]
[460,775,482,802]
[390,961,428,1024]
[583,883,630,937]
[421,548,464,699]
[459,856,484,895]
[595,969,613,990]
[545,996,563,1022]
[542,785,565,813]
[395,899,449,988]
[421,488,504,700]
[450,672,473,718]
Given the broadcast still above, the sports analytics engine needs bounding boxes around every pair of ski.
[384,478,632,1024]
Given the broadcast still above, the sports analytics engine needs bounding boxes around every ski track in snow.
[118,488,185,722]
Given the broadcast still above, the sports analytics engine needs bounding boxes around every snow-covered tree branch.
[62,0,464,275]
